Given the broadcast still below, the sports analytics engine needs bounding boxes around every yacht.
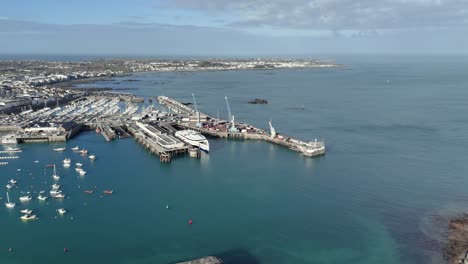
[77,169,87,176]
[88,154,96,160]
[5,146,21,151]
[52,164,60,180]
[62,158,71,164]
[174,130,210,152]
[19,196,32,202]
[5,192,15,208]
[20,209,33,214]
[57,208,67,215]
[20,214,37,220]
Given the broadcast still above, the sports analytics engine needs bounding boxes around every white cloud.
[169,0,468,30]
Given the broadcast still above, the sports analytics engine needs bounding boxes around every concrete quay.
[158,96,326,157]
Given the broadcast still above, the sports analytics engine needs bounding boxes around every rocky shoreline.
[446,214,468,263]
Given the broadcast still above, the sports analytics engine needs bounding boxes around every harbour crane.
[224,96,237,132]
[192,93,202,127]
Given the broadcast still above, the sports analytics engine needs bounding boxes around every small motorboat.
[63,163,70,168]
[20,209,33,214]
[76,163,83,167]
[52,184,60,190]
[78,169,86,176]
[57,208,67,215]
[88,155,96,160]
[79,149,88,154]
[53,193,65,199]
[103,190,113,195]
[53,147,66,152]
[6,184,13,189]
[63,158,71,164]
[71,146,79,151]
[19,196,32,202]
[9,179,17,184]
[20,214,37,220]
[84,190,93,194]
[53,174,60,180]
[50,190,62,196]
[34,160,39,163]
[37,195,48,201]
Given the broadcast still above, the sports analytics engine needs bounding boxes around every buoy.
[8,247,12,253]
[63,248,68,252]
[188,219,193,225]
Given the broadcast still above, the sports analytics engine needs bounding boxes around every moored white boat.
[52,164,60,180]
[88,154,96,160]
[6,184,13,189]
[57,208,67,215]
[79,149,88,154]
[5,192,15,208]
[53,147,66,151]
[20,214,37,220]
[19,196,32,202]
[9,179,17,184]
[50,190,62,196]
[71,146,79,151]
[76,163,83,167]
[175,130,210,152]
[5,146,21,151]
[53,193,65,199]
[52,184,60,190]
[37,194,48,201]
[20,209,33,214]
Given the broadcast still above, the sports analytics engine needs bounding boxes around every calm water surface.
[1,55,468,263]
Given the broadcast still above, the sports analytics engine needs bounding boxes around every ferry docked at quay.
[175,130,210,152]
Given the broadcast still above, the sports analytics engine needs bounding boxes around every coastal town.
[0,58,338,113]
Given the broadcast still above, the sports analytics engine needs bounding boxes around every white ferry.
[174,130,210,152]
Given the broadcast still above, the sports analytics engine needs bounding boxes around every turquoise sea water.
[1,55,468,263]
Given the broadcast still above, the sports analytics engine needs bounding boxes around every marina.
[0,93,325,164]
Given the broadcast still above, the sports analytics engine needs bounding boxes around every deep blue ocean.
[1,54,468,263]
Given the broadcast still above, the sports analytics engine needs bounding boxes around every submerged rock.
[248,98,268,104]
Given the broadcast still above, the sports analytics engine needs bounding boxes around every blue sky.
[1,0,467,55]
